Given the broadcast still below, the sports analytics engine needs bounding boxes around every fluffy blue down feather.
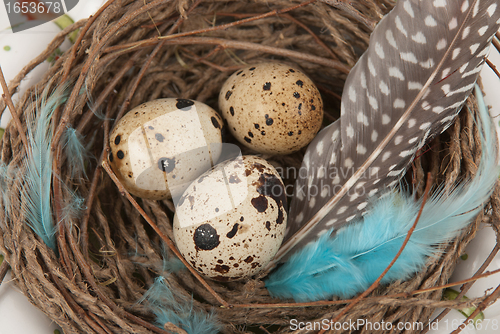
[266,85,498,302]
[62,127,90,178]
[141,276,221,334]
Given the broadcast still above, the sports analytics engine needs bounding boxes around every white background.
[0,1,499,334]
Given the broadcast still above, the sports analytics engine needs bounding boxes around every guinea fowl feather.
[275,0,500,263]
[266,85,498,302]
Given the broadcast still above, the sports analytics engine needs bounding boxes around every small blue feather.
[83,84,108,120]
[60,187,86,223]
[20,85,68,250]
[266,85,498,302]
[62,127,90,178]
[140,276,220,334]
[159,249,186,273]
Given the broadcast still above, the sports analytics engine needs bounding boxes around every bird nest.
[0,0,499,333]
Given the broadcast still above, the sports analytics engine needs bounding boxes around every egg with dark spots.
[108,98,223,200]
[173,155,287,281]
[219,63,323,154]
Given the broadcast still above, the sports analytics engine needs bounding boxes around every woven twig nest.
[0,0,499,333]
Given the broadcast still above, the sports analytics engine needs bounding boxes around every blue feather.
[62,127,90,178]
[140,276,221,334]
[159,249,186,273]
[266,85,498,302]
[60,187,86,223]
[20,85,68,250]
[83,84,108,120]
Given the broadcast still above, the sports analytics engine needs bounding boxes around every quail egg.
[109,98,224,200]
[219,62,323,154]
[173,155,287,281]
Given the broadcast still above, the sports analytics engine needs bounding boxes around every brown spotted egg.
[219,62,323,155]
[173,155,287,281]
[109,98,224,200]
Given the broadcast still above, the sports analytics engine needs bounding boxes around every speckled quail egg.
[173,155,287,281]
[109,98,224,200]
[219,62,323,155]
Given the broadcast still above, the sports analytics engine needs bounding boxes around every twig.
[65,224,171,334]
[283,13,339,61]
[216,12,339,61]
[51,0,168,153]
[52,0,117,126]
[493,32,500,54]
[315,83,342,101]
[320,0,377,31]
[0,259,9,287]
[157,0,318,42]
[0,66,29,149]
[52,132,75,277]
[318,173,434,334]
[60,0,115,84]
[79,95,116,254]
[196,45,224,62]
[450,283,500,334]
[229,267,500,309]
[114,41,167,124]
[164,322,188,334]
[112,17,182,121]
[48,271,110,334]
[88,313,115,334]
[423,243,500,333]
[101,159,231,308]
[103,36,351,74]
[75,51,141,134]
[178,47,244,72]
[55,198,73,277]
[486,58,500,80]
[114,0,204,124]
[259,325,272,334]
